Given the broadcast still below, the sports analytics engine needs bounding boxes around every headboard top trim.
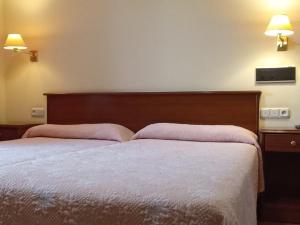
[45,91,261,96]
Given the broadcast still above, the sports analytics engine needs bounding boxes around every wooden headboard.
[45,91,261,134]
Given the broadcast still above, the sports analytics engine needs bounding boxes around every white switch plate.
[260,108,290,119]
[32,107,45,118]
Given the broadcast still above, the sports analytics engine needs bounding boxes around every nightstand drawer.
[265,134,300,152]
[0,124,39,141]
[0,130,3,140]
[0,128,19,141]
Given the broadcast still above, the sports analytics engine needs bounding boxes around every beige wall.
[2,0,300,127]
[0,0,5,123]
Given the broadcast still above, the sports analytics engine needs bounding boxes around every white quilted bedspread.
[0,139,259,225]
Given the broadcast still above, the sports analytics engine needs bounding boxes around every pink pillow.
[23,124,134,142]
[133,123,258,146]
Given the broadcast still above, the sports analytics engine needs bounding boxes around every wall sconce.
[265,15,294,51]
[3,34,38,62]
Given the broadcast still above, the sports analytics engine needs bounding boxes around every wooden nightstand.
[0,124,38,141]
[260,128,300,224]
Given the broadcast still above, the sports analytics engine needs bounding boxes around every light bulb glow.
[266,0,293,9]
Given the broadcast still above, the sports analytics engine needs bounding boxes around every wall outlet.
[279,108,290,119]
[261,108,290,119]
[32,107,45,118]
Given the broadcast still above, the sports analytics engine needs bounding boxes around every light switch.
[261,109,271,119]
[32,107,45,118]
[270,109,280,118]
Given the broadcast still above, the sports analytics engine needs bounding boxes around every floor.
[259,223,299,225]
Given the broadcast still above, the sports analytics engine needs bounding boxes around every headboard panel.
[45,91,261,134]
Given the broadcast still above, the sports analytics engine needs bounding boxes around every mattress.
[0,139,260,225]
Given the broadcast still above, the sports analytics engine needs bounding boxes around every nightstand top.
[260,128,300,134]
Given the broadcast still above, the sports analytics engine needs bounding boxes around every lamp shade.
[265,15,294,37]
[3,34,27,50]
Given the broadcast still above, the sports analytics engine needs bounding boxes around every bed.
[0,91,262,225]
[0,123,134,167]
